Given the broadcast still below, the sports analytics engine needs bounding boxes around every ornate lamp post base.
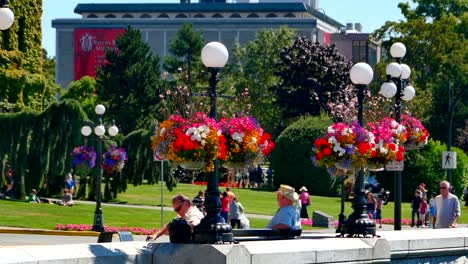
[192,195,233,244]
[342,213,376,237]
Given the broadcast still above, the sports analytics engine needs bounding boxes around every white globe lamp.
[108,125,119,137]
[390,42,406,58]
[94,125,106,137]
[81,126,92,137]
[201,42,229,68]
[380,82,398,98]
[0,7,14,31]
[349,62,373,85]
[95,104,106,115]
[386,62,402,78]
[400,64,411,79]
[402,85,416,101]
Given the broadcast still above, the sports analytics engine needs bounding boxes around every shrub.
[271,115,338,196]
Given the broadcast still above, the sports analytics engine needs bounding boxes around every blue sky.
[42,0,406,57]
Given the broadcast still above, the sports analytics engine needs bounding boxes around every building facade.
[52,1,342,87]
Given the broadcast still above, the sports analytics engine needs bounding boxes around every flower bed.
[55,224,158,235]
[300,218,413,227]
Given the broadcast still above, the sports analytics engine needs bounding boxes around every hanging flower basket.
[401,114,429,150]
[218,116,275,170]
[180,161,206,171]
[71,146,96,176]
[368,118,406,168]
[102,146,127,174]
[151,113,226,172]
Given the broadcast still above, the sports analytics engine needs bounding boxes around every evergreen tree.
[61,76,97,118]
[96,26,165,135]
[272,36,352,119]
[163,23,205,90]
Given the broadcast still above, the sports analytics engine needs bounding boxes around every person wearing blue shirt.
[267,184,301,230]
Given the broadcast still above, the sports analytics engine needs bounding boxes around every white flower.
[252,137,257,144]
[333,143,346,156]
[159,127,166,136]
[201,140,207,146]
[232,132,244,143]
[327,126,335,134]
[328,136,337,144]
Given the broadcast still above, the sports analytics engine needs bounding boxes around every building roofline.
[52,18,318,28]
[307,8,343,28]
[74,3,308,14]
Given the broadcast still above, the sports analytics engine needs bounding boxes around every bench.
[97,231,134,243]
[232,228,302,241]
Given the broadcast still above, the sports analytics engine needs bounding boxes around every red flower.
[389,143,397,151]
[398,145,405,153]
[357,142,371,155]
[396,151,404,161]
[371,150,377,157]
[316,152,324,160]
[323,147,332,156]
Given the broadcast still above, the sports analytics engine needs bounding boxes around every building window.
[158,13,170,18]
[104,14,116,18]
[140,14,151,18]
[194,14,205,18]
[368,43,378,66]
[284,13,296,18]
[212,13,223,18]
[175,14,188,18]
[266,13,277,18]
[87,14,98,18]
[247,13,259,18]
[352,40,369,63]
[122,14,134,18]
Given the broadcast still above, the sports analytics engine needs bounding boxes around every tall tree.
[374,0,467,148]
[222,27,296,136]
[96,26,165,134]
[272,36,352,119]
[61,76,97,118]
[163,23,205,90]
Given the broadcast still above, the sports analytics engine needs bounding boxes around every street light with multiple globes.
[379,42,415,231]
[0,0,14,31]
[81,104,119,232]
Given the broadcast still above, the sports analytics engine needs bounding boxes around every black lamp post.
[0,0,14,31]
[81,104,119,232]
[193,42,233,243]
[342,62,376,237]
[379,42,415,230]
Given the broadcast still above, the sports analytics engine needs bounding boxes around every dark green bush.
[271,115,338,196]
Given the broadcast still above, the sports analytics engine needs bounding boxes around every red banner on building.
[323,32,331,45]
[74,28,125,80]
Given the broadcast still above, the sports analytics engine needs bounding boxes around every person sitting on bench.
[267,184,301,230]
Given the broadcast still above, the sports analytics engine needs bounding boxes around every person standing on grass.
[229,196,244,229]
[429,192,437,227]
[267,184,301,230]
[419,196,428,227]
[411,190,422,227]
[192,191,205,212]
[220,192,230,223]
[148,194,204,241]
[299,186,310,219]
[375,193,383,228]
[434,181,460,229]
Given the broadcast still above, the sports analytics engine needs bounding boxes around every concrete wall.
[2,228,468,264]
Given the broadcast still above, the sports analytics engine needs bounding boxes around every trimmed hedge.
[271,115,338,196]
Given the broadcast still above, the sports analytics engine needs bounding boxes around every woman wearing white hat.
[299,186,311,219]
[267,185,301,230]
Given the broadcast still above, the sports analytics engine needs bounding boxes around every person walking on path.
[434,181,461,229]
[229,196,244,229]
[411,190,422,227]
[419,196,428,227]
[299,186,310,219]
[429,192,437,227]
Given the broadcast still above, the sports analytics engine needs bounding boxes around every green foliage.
[96,26,165,135]
[272,115,337,196]
[122,129,174,191]
[0,100,87,199]
[0,1,58,112]
[373,0,467,149]
[377,139,468,201]
[62,76,97,118]
[272,36,352,119]
[222,27,296,136]
[163,23,205,89]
